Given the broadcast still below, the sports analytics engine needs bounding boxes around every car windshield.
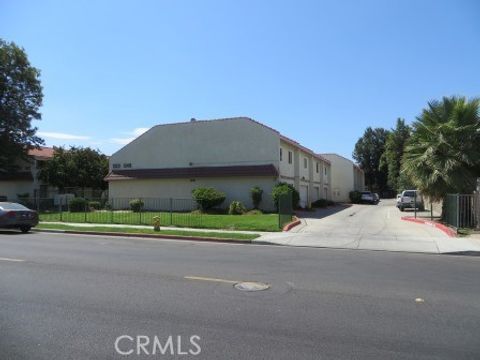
[0,202,30,211]
[404,191,415,197]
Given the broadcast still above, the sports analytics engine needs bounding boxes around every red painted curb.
[283,218,301,232]
[401,217,457,237]
[34,229,252,243]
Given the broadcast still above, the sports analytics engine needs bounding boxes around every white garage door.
[300,185,308,208]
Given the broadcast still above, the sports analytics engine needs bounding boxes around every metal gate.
[278,192,293,229]
[444,193,480,229]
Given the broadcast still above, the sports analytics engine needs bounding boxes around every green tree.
[0,39,44,172]
[402,96,480,203]
[379,118,412,192]
[39,147,109,190]
[353,127,390,192]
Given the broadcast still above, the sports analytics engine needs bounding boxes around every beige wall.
[110,118,280,170]
[109,176,277,211]
[279,141,295,178]
[322,154,360,203]
[0,181,35,201]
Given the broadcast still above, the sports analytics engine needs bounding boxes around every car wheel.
[20,226,31,233]
[399,206,404,212]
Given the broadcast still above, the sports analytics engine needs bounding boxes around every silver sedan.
[0,202,39,233]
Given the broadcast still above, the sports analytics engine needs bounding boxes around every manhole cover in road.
[234,282,270,292]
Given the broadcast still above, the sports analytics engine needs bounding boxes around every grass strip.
[35,223,259,241]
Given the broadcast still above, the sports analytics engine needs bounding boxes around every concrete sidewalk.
[39,221,275,235]
[255,201,480,254]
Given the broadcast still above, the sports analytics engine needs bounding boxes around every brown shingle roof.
[105,164,278,181]
[28,147,54,159]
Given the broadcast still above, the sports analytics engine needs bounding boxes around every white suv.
[397,190,424,212]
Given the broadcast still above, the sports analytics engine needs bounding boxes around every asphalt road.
[1,231,479,359]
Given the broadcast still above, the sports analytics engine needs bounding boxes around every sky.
[1,0,479,159]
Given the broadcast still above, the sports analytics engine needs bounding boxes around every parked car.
[373,193,380,204]
[0,202,38,233]
[397,190,424,212]
[361,191,376,204]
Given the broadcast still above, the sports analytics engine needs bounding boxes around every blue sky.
[1,0,479,159]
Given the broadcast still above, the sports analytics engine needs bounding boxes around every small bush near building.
[312,199,329,208]
[129,199,144,212]
[349,191,362,204]
[228,201,247,215]
[272,182,300,209]
[192,187,226,211]
[69,197,88,212]
[88,201,101,210]
[327,200,335,206]
[250,186,263,209]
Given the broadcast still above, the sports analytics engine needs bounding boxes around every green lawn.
[39,211,281,232]
[35,223,259,241]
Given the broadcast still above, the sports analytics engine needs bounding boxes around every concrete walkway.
[255,200,480,254]
[39,221,274,235]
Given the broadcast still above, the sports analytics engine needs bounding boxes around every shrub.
[88,201,101,210]
[69,197,88,212]
[129,198,144,212]
[272,182,300,209]
[312,199,329,208]
[349,191,362,204]
[228,201,247,215]
[192,187,226,211]
[250,186,263,209]
[327,200,335,206]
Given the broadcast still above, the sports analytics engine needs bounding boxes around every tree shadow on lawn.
[295,204,353,220]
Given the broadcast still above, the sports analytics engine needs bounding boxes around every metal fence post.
[414,191,417,219]
[59,197,63,222]
[169,198,173,225]
[456,194,460,228]
[430,201,433,221]
[84,201,87,223]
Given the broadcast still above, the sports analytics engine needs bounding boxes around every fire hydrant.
[152,216,161,232]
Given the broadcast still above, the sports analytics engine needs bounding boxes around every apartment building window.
[112,163,121,169]
[280,148,283,161]
[288,151,292,164]
[316,162,319,173]
[304,158,307,169]
[324,167,328,176]
[123,163,132,168]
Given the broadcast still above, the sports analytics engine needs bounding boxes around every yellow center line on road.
[0,257,25,262]
[184,276,239,284]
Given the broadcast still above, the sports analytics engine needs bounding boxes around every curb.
[401,217,457,237]
[283,217,301,232]
[34,229,252,244]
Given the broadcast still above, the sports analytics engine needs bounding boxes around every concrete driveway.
[257,199,480,254]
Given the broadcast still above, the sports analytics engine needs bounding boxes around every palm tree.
[402,96,480,206]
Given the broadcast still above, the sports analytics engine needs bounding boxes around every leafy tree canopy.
[379,118,412,192]
[0,39,43,172]
[39,146,109,190]
[402,96,480,201]
[353,127,390,192]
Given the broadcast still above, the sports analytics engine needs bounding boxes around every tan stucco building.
[0,147,54,201]
[319,153,365,203]
[106,117,331,210]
